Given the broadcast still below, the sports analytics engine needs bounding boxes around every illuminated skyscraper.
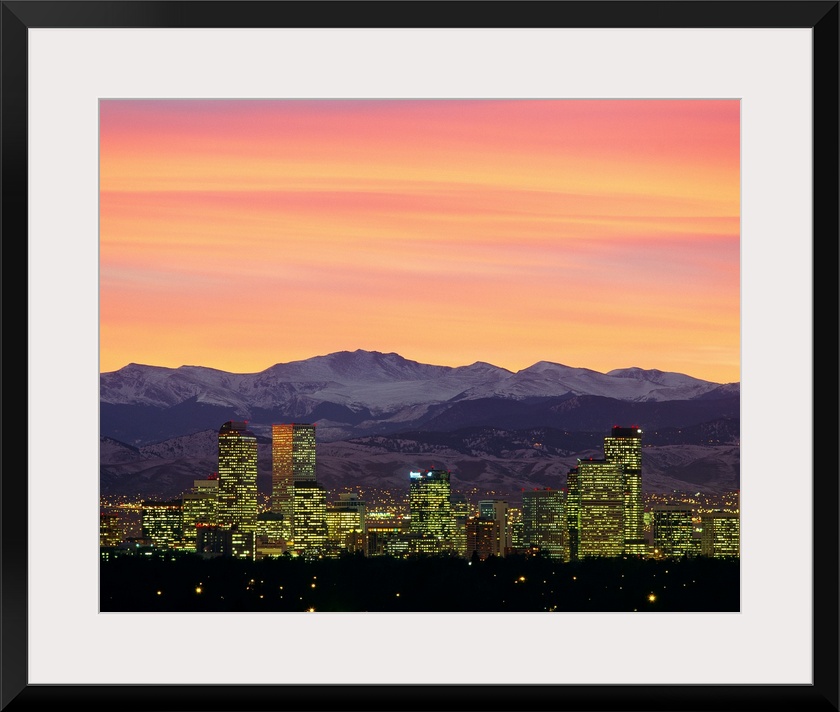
[522,488,567,560]
[450,492,471,557]
[99,509,123,548]
[566,466,580,561]
[465,516,498,561]
[478,499,510,557]
[652,505,694,558]
[141,500,183,549]
[577,458,625,558]
[700,511,740,557]
[217,421,258,533]
[272,423,317,522]
[604,426,645,555]
[408,469,454,551]
[326,496,366,553]
[292,482,328,555]
[181,475,219,551]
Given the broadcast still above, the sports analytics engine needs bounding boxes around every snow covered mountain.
[102,350,735,410]
[100,350,739,446]
[99,351,740,498]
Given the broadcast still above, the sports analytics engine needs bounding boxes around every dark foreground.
[100,552,739,612]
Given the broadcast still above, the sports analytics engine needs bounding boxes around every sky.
[99,99,740,383]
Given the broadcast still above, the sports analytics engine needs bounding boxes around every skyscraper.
[604,426,645,555]
[141,500,183,549]
[450,492,471,558]
[326,494,366,554]
[465,516,498,561]
[478,499,510,557]
[700,511,740,557]
[292,482,328,555]
[181,475,219,551]
[408,469,454,552]
[271,423,316,522]
[216,421,258,533]
[652,505,695,558]
[522,488,567,560]
[566,466,580,561]
[576,458,625,558]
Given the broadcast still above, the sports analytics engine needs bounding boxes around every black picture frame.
[2,2,837,711]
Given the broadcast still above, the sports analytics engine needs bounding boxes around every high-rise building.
[576,458,625,558]
[181,475,219,551]
[700,511,740,557]
[99,509,123,548]
[507,506,526,552]
[326,501,365,553]
[256,511,290,558]
[292,482,328,555]
[652,505,695,558]
[604,426,645,555]
[141,500,183,549]
[478,499,510,557]
[450,492,471,558]
[216,421,258,533]
[271,423,317,522]
[408,469,454,552]
[566,467,580,561]
[366,519,410,557]
[522,488,567,560]
[465,516,499,561]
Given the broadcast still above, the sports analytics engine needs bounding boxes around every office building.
[141,500,183,549]
[408,469,454,552]
[478,499,510,557]
[566,467,580,561]
[271,423,317,523]
[465,516,499,561]
[292,482,328,555]
[700,511,740,557]
[604,426,645,555]
[256,511,290,557]
[577,458,625,558]
[326,502,365,553]
[522,488,567,560]
[216,421,258,533]
[450,492,471,558]
[100,509,123,548]
[181,475,219,551]
[652,505,695,558]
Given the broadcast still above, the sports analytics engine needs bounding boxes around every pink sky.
[100,99,740,383]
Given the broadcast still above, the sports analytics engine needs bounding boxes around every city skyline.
[100,99,740,383]
[104,418,739,565]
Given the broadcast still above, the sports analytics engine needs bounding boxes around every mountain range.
[100,350,740,500]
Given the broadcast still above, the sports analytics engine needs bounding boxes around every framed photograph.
[5,1,837,711]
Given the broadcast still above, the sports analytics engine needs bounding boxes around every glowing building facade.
[449,492,471,558]
[408,469,454,552]
[99,509,123,548]
[700,511,740,557]
[326,504,365,552]
[465,516,499,561]
[604,426,645,555]
[566,466,580,560]
[292,482,328,555]
[652,506,695,558]
[216,421,258,533]
[478,499,510,557]
[271,423,317,523]
[576,458,625,558]
[141,500,183,549]
[522,488,567,560]
[181,476,219,551]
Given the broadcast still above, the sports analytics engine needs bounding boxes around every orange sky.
[99,99,740,383]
